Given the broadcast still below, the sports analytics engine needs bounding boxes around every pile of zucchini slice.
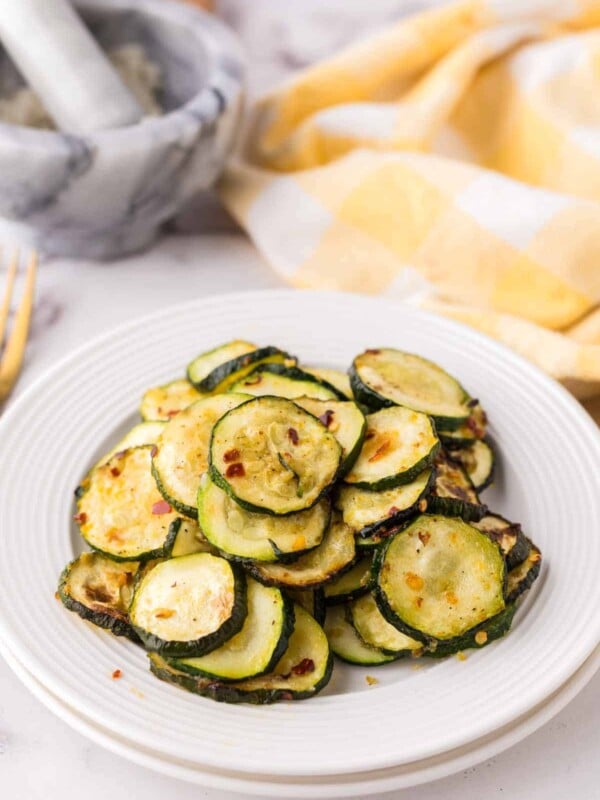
[59,342,542,703]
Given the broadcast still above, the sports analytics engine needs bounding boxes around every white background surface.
[1,232,599,799]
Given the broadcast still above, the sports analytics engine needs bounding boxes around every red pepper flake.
[418,531,431,545]
[166,410,179,418]
[74,512,87,525]
[291,658,315,676]
[364,430,375,440]
[113,450,127,460]
[226,462,245,478]
[150,445,158,458]
[368,440,391,462]
[318,409,335,428]
[366,348,381,354]
[112,669,122,680]
[223,448,240,463]
[110,467,121,477]
[467,398,479,409]
[287,427,299,445]
[388,506,400,517]
[280,692,294,701]
[152,500,172,515]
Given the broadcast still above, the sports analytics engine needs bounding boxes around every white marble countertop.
[1,230,600,800]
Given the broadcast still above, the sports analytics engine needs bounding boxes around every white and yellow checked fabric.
[219,0,600,407]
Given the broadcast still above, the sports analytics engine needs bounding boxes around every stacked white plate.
[1,291,599,797]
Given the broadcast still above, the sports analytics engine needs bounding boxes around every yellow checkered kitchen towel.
[219,0,600,408]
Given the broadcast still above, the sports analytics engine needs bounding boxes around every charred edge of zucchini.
[151,461,197,520]
[57,558,141,644]
[245,362,348,400]
[248,550,358,591]
[428,451,488,523]
[171,593,296,682]
[132,565,248,658]
[354,471,435,540]
[475,515,531,571]
[189,346,295,392]
[423,604,517,658]
[88,515,182,563]
[505,541,542,604]
[451,438,496,493]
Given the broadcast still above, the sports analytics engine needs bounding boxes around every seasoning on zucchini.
[249,514,356,589]
[424,604,517,658]
[324,605,395,666]
[151,393,250,518]
[229,363,341,400]
[58,552,141,642]
[149,605,333,703]
[129,552,247,657]
[505,542,542,604]
[140,379,204,422]
[451,438,495,492]
[197,473,330,562]
[167,579,294,681]
[336,469,433,538]
[294,397,366,474]
[324,556,372,604]
[373,515,506,644]
[344,406,439,490]
[76,446,184,561]
[187,341,295,392]
[428,449,487,522]
[350,348,471,429]
[210,396,342,515]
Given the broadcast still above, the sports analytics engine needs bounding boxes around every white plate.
[3,637,600,797]
[0,290,599,779]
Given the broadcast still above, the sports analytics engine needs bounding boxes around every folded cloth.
[219,0,600,406]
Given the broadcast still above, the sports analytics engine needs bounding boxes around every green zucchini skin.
[189,346,295,392]
[474,515,531,571]
[452,438,496,493]
[58,554,141,644]
[151,461,197,520]
[169,591,295,682]
[324,605,396,666]
[505,542,542,604]
[130,558,248,658]
[324,556,372,605]
[423,605,517,658]
[235,363,347,400]
[88,515,181,563]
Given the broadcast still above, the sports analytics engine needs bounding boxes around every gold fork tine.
[0,250,18,349]
[0,251,37,402]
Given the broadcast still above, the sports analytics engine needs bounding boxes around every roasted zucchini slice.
[324,555,372,604]
[140,379,204,421]
[210,396,342,515]
[474,515,530,570]
[286,589,326,625]
[230,364,340,401]
[344,407,439,490]
[324,605,395,666]
[94,420,165,469]
[151,393,250,517]
[350,594,423,656]
[130,553,247,657]
[58,552,140,642]
[168,579,294,681]
[197,474,329,562]
[505,542,542,604]
[76,446,184,561]
[249,514,356,589]
[294,398,366,474]
[428,450,487,522]
[373,515,506,644]
[424,604,517,658]
[149,606,332,703]
[336,469,433,538]
[451,438,495,492]
[350,348,470,429]
[304,367,352,399]
[187,341,294,392]
[438,402,487,449]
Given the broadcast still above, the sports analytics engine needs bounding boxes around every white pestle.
[0,0,144,132]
